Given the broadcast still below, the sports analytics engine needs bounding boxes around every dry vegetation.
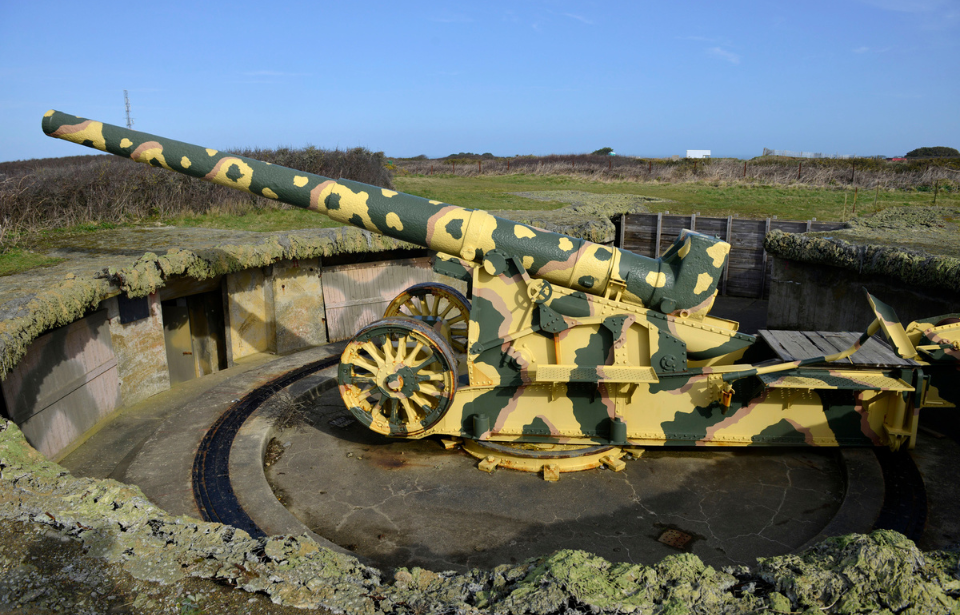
[0,147,393,250]
[396,154,960,192]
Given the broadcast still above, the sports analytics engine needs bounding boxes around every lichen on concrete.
[3,412,958,613]
[0,418,382,612]
[0,225,420,375]
[502,191,661,244]
[764,226,960,294]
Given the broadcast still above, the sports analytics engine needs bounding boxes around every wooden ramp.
[758,330,918,368]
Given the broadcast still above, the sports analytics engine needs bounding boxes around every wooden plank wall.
[322,257,469,342]
[620,213,845,299]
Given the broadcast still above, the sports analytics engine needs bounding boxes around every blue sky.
[1,0,957,162]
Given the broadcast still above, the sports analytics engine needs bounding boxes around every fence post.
[648,160,652,174]
[722,215,734,296]
[655,212,663,258]
[758,218,772,299]
[934,178,939,205]
[853,187,858,213]
[797,162,802,181]
[507,160,510,171]
[690,213,697,231]
[478,160,481,174]
[743,161,746,178]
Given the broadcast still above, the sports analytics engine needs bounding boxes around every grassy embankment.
[393,174,960,221]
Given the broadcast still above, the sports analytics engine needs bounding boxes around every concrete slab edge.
[794,448,885,552]
[229,368,359,557]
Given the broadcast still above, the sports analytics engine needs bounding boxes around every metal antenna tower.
[123,90,134,129]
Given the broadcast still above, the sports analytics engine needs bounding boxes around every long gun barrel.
[43,110,729,315]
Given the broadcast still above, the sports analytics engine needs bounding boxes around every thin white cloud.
[678,35,721,43]
[708,47,741,64]
[563,13,594,25]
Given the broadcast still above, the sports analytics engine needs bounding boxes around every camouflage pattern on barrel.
[42,110,728,317]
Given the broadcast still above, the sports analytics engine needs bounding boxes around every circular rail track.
[192,355,340,537]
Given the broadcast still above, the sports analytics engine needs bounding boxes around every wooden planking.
[800,331,851,364]
[323,256,469,342]
[759,330,917,367]
[620,214,844,299]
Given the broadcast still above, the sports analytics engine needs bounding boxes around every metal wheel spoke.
[411,391,435,409]
[382,335,395,363]
[438,302,455,319]
[400,398,418,423]
[361,342,385,368]
[352,358,378,374]
[411,353,436,372]
[417,383,441,398]
[403,340,424,366]
[404,298,422,316]
[395,336,409,363]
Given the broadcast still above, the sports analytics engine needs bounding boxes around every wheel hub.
[384,373,404,393]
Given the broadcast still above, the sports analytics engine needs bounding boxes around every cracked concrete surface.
[266,388,846,573]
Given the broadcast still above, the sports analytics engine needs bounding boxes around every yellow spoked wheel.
[339,317,458,437]
[383,283,470,354]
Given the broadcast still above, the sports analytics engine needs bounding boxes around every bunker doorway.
[161,290,227,385]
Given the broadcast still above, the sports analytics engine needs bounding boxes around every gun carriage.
[43,111,960,475]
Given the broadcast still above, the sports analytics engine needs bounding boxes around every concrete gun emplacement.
[44,110,959,464]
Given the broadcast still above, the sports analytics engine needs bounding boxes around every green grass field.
[3,174,956,277]
[394,175,958,221]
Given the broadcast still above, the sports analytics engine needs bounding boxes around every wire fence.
[762,148,856,160]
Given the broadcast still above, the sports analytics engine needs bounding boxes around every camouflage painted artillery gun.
[43,111,960,476]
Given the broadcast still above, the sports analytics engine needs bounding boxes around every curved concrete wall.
[0,225,460,459]
[2,251,460,460]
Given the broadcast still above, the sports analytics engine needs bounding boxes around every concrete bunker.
[0,220,957,612]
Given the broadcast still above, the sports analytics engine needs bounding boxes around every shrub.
[0,146,394,238]
[905,146,959,159]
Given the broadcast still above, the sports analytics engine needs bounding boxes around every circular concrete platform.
[264,387,848,572]
[62,342,959,577]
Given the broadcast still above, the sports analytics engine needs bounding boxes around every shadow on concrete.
[265,389,847,573]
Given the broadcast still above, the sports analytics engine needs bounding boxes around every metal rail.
[191,355,340,536]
